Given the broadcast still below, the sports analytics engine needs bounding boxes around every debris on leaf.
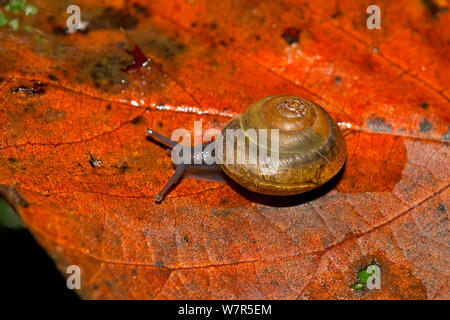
[350,263,379,291]
[121,28,150,73]
[88,153,103,168]
[281,27,301,45]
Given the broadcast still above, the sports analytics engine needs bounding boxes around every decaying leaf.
[0,0,448,299]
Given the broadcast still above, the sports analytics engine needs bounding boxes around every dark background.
[0,199,79,300]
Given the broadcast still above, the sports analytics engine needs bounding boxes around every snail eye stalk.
[146,128,187,202]
[146,128,177,148]
[155,164,188,202]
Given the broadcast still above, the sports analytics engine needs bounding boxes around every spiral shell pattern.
[218,95,347,195]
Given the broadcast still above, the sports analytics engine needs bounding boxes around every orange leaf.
[0,0,448,299]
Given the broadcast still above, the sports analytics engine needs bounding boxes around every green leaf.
[357,266,376,284]
[349,281,364,291]
[8,17,19,30]
[5,0,27,13]
[0,199,23,229]
[24,4,37,16]
[349,264,378,290]
[0,12,8,27]
[24,24,33,33]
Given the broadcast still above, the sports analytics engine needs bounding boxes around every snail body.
[147,95,346,202]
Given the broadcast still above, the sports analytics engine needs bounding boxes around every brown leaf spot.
[441,126,450,141]
[88,7,139,30]
[81,53,129,92]
[281,27,301,45]
[437,203,446,214]
[47,74,58,82]
[419,118,432,133]
[131,116,143,125]
[141,34,186,60]
[420,102,429,109]
[423,0,448,19]
[367,117,393,133]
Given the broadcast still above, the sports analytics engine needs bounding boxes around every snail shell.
[218,95,347,195]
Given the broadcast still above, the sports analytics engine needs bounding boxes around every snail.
[147,95,347,202]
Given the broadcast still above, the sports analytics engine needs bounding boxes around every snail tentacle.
[147,128,186,202]
[146,128,217,202]
[147,128,178,148]
[155,164,188,202]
